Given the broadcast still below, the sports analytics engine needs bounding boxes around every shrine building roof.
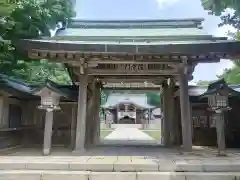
[178,84,240,97]
[1,74,240,100]
[54,18,217,42]
[101,93,154,109]
[17,18,240,63]
[0,74,77,100]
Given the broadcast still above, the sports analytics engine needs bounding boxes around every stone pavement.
[1,146,240,179]
[105,128,155,141]
[1,171,240,180]
[1,146,240,172]
[1,153,240,172]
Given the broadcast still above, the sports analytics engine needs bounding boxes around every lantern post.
[35,88,61,155]
[206,87,231,156]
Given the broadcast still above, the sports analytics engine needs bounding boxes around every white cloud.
[214,25,236,37]
[216,60,234,76]
[155,0,180,9]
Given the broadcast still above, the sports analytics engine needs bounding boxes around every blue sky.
[75,0,234,83]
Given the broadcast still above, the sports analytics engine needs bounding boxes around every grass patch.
[142,130,161,140]
[100,130,112,139]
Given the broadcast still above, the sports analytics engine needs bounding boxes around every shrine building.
[101,93,155,127]
[4,18,240,154]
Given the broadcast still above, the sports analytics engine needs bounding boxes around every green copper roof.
[53,18,223,42]
[31,80,78,100]
[0,74,77,100]
[200,79,240,97]
[0,74,33,97]
[102,93,154,109]
[2,73,240,100]
[188,84,240,97]
[69,18,204,28]
[56,27,209,38]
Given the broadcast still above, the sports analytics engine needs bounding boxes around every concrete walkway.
[105,128,154,141]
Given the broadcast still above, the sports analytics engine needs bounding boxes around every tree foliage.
[196,80,213,86]
[146,92,160,106]
[0,0,74,84]
[218,64,240,84]
[201,1,240,84]
[201,0,240,29]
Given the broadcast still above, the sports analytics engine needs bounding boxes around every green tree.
[201,1,240,84]
[201,0,240,29]
[217,62,240,84]
[146,92,160,106]
[22,60,72,84]
[0,0,74,84]
[196,80,213,86]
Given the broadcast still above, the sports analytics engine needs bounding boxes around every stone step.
[1,161,240,172]
[1,170,240,180]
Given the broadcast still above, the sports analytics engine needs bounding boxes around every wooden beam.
[70,60,180,65]
[101,78,163,83]
[103,87,161,91]
[99,75,164,78]
[103,82,160,88]
[87,69,179,75]
[27,49,221,64]
[20,39,240,56]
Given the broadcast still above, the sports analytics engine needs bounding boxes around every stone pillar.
[113,110,117,124]
[148,109,151,124]
[142,114,145,129]
[70,104,77,149]
[136,109,140,125]
[117,105,120,124]
[43,110,54,155]
[179,72,192,151]
[216,113,226,155]
[75,72,88,152]
[162,81,171,147]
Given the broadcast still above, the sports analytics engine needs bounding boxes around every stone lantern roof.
[200,79,240,97]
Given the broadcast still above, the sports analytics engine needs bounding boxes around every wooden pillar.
[160,93,164,143]
[179,72,192,151]
[43,110,54,155]
[93,83,101,145]
[75,72,88,152]
[162,81,171,147]
[168,79,176,145]
[70,104,77,149]
[85,81,96,148]
[173,97,181,145]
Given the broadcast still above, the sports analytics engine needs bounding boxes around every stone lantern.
[208,93,230,112]
[33,81,62,155]
[201,79,231,156]
[38,91,61,112]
